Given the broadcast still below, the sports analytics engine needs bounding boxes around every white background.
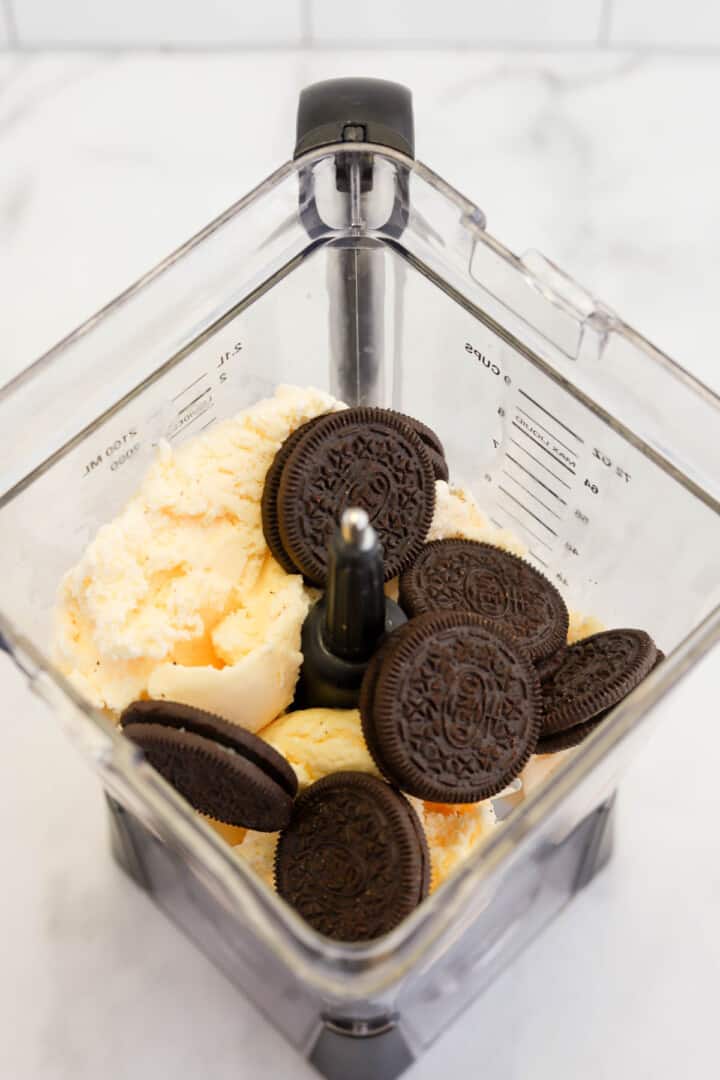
[1,40,719,1080]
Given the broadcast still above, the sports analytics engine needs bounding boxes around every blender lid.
[295,77,415,159]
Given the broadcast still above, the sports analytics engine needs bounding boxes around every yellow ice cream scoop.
[237,707,497,892]
[260,707,381,789]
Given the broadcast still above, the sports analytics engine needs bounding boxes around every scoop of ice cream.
[520,751,574,796]
[235,828,277,889]
[260,707,380,787]
[235,708,497,892]
[429,480,526,556]
[148,557,309,731]
[422,801,497,890]
[53,384,339,720]
[568,610,605,644]
[204,818,247,847]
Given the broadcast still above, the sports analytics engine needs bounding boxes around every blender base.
[309,1017,414,1080]
[105,792,617,1079]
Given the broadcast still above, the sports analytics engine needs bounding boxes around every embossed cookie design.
[399,540,569,663]
[275,771,429,941]
[276,408,436,585]
[360,612,542,802]
[541,628,658,736]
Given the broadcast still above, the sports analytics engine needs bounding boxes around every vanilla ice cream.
[519,751,574,797]
[262,707,381,787]
[236,707,497,892]
[53,385,339,723]
[428,480,526,556]
[54,381,597,895]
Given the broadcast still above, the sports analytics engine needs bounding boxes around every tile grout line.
[2,38,720,56]
[2,0,18,46]
[598,0,614,47]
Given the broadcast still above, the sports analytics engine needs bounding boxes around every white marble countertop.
[1,51,718,1079]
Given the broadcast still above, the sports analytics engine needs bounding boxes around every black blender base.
[105,791,616,1080]
[310,1018,414,1080]
[106,794,150,891]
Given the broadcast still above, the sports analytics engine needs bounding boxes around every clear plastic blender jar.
[0,79,718,1080]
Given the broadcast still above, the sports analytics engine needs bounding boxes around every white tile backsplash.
[12,0,304,47]
[610,0,720,47]
[309,0,605,45]
[6,0,720,50]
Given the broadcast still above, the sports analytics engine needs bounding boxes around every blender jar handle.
[294,77,415,159]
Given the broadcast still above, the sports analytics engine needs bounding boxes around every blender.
[0,77,718,1079]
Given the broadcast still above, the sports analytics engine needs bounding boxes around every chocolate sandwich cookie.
[261,414,327,574]
[277,407,436,586]
[535,645,567,684]
[536,717,605,754]
[390,411,446,460]
[121,700,297,830]
[360,611,542,802]
[357,624,414,769]
[385,410,448,481]
[427,447,450,483]
[541,628,657,737]
[537,643,665,753]
[399,539,569,663]
[275,771,429,941]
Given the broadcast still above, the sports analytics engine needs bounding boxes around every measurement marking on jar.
[515,406,577,458]
[517,389,583,443]
[501,471,563,521]
[505,452,566,503]
[498,486,558,536]
[179,387,212,414]
[200,418,217,432]
[511,422,576,475]
[172,372,208,402]
[172,409,209,437]
[168,397,213,440]
[82,429,139,478]
[496,505,553,550]
[592,446,632,483]
[529,550,549,568]
[490,517,503,530]
[508,438,572,490]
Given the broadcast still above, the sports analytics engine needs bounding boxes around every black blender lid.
[294,77,415,159]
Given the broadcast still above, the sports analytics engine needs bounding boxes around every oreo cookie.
[392,412,446,461]
[277,407,436,586]
[377,409,449,481]
[275,771,429,941]
[536,716,604,754]
[541,629,657,737]
[535,645,567,684]
[360,611,542,802]
[121,700,297,830]
[399,414,448,481]
[261,414,326,574]
[399,539,568,663]
[427,447,450,483]
[538,641,664,753]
